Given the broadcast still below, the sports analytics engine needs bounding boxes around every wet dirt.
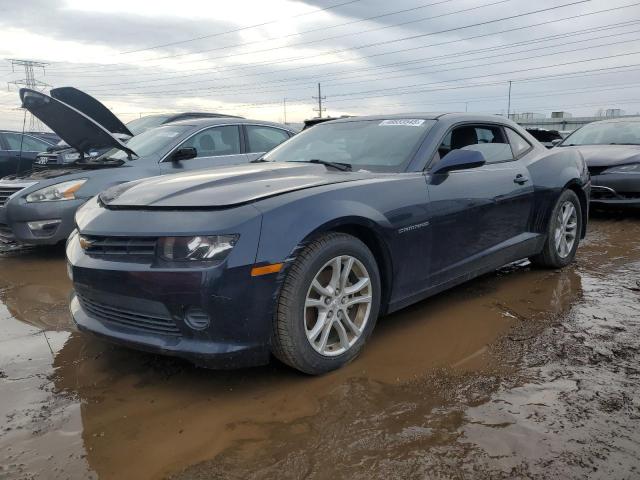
[1,215,639,479]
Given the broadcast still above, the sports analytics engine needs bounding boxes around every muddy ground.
[0,214,639,480]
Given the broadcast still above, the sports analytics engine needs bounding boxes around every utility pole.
[312,83,326,118]
[507,80,512,119]
[465,101,469,112]
[283,98,287,124]
[7,59,50,131]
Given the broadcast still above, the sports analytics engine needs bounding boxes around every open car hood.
[100,162,369,208]
[50,87,133,137]
[20,88,136,158]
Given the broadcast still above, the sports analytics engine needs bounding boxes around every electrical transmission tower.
[312,83,326,118]
[7,59,50,131]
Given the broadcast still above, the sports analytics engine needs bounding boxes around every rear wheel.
[272,233,381,375]
[530,189,582,268]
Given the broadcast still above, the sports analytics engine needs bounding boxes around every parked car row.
[0,88,295,246]
[6,85,640,374]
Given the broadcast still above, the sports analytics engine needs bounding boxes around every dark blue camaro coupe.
[67,114,590,374]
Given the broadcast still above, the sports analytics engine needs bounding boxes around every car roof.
[167,117,296,130]
[164,112,244,122]
[0,130,58,142]
[319,112,518,126]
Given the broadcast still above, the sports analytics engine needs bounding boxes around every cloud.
[1,0,639,131]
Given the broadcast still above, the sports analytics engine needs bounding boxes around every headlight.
[605,163,640,174]
[26,179,87,203]
[158,235,238,262]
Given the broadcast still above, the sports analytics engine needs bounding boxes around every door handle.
[514,174,529,185]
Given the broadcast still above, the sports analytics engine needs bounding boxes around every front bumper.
[590,173,640,208]
[0,197,85,245]
[67,201,277,369]
[70,293,270,369]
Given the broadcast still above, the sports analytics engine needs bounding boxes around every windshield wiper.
[305,159,352,171]
[250,156,270,163]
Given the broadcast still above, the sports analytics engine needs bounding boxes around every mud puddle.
[1,217,639,479]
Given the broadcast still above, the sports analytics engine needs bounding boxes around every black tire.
[272,232,381,375]
[530,189,582,268]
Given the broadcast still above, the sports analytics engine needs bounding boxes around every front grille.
[0,223,15,244]
[78,294,181,336]
[0,186,24,207]
[81,235,158,257]
[34,156,59,167]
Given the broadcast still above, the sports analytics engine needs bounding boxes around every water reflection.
[0,236,588,480]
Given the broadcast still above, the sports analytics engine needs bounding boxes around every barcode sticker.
[379,119,425,127]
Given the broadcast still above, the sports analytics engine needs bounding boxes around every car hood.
[563,145,640,167]
[20,88,136,157]
[101,162,372,208]
[50,87,133,137]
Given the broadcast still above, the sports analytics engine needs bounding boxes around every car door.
[244,125,292,161]
[160,125,248,173]
[426,123,534,285]
[0,133,12,178]
[0,132,52,177]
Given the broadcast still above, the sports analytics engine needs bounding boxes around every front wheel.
[272,233,381,375]
[530,189,582,268]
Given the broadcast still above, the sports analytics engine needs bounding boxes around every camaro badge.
[398,221,430,234]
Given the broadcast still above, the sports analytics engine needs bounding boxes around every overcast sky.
[1,0,639,130]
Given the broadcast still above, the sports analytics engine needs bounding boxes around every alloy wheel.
[304,255,373,356]
[554,201,578,258]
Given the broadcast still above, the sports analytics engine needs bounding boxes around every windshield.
[263,119,436,172]
[561,121,640,146]
[126,114,172,135]
[100,125,189,160]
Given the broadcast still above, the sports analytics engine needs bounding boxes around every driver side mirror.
[431,149,486,175]
[171,147,197,162]
[551,138,563,147]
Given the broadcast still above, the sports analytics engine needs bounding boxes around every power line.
[120,0,365,54]
[47,18,640,88]
[130,0,594,70]
[150,0,462,62]
[49,0,596,79]
[85,38,640,99]
[149,0,513,64]
[48,0,638,86]
[160,62,640,112]
[322,51,640,103]
[335,79,640,111]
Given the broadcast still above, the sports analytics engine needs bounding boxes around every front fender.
[526,147,588,235]
[252,175,432,308]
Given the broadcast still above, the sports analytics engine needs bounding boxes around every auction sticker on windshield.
[379,119,426,127]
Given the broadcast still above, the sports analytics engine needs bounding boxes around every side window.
[179,126,241,158]
[4,133,50,152]
[434,125,513,165]
[246,126,290,153]
[506,128,533,158]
